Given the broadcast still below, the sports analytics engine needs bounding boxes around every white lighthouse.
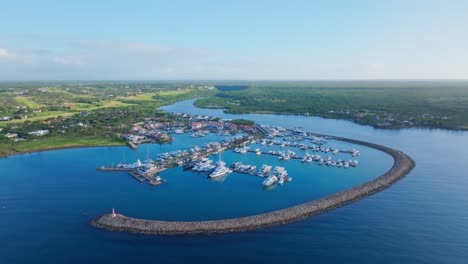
[112,208,116,217]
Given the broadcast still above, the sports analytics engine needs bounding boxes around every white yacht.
[262,175,278,186]
[278,153,290,160]
[209,161,232,178]
[257,165,272,176]
[174,128,184,134]
[192,158,214,172]
[278,176,285,184]
[344,161,350,168]
[350,160,359,167]
[234,146,249,154]
[275,168,288,178]
[302,152,313,163]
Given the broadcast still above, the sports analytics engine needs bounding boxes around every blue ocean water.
[0,99,467,263]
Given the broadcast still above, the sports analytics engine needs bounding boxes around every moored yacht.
[262,175,278,186]
[257,164,272,176]
[209,161,233,178]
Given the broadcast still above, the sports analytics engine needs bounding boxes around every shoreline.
[193,101,467,131]
[0,143,125,159]
[91,134,416,235]
[220,110,468,131]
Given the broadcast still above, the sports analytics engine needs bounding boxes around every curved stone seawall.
[92,135,415,235]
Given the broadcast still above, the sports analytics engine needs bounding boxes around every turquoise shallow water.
[0,99,467,263]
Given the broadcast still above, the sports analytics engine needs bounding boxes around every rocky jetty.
[92,135,415,235]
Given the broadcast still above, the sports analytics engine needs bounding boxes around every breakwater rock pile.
[92,135,415,235]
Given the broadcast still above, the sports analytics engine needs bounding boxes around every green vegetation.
[2,80,466,158]
[0,135,124,157]
[14,96,45,108]
[230,119,255,126]
[214,85,249,91]
[0,82,216,157]
[195,81,468,130]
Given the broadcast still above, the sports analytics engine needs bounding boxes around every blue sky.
[0,0,467,80]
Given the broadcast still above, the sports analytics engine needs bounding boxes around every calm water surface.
[0,99,467,263]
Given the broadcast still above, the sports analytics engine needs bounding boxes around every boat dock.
[257,140,360,156]
[127,141,138,150]
[242,149,358,168]
[98,165,167,185]
[98,125,362,189]
[97,167,133,172]
[97,136,253,185]
[128,171,148,182]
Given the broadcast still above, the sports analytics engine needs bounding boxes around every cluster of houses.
[122,121,173,146]
[172,112,257,134]
[2,129,51,142]
[28,129,50,136]
[121,113,258,148]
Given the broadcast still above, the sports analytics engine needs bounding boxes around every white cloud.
[0,39,227,80]
[0,47,15,60]
[1,36,468,80]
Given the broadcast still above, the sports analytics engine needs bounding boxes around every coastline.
[0,142,125,159]
[91,134,416,235]
[193,103,467,131]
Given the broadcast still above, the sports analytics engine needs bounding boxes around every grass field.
[120,89,196,102]
[0,100,132,127]
[0,135,125,158]
[15,96,45,108]
[0,85,216,157]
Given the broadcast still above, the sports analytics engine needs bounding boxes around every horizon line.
[1,78,468,83]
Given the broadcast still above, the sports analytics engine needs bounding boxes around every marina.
[97,118,362,189]
[92,133,415,235]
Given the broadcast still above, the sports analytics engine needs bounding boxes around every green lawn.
[0,100,131,127]
[15,96,45,108]
[0,135,125,158]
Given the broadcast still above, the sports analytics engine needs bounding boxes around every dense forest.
[195,81,468,130]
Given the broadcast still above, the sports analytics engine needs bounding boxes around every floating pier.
[98,165,166,184]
